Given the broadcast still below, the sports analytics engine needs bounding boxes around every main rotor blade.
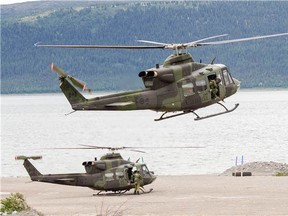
[35,32,288,51]
[138,34,229,48]
[197,32,288,46]
[125,149,146,153]
[52,147,96,149]
[186,34,229,45]
[79,144,204,149]
[78,145,146,153]
[35,43,164,49]
[134,146,205,149]
[53,145,147,153]
[137,40,170,46]
[79,144,113,149]
[53,144,204,152]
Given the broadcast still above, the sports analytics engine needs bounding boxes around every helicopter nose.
[233,78,241,90]
[150,172,157,183]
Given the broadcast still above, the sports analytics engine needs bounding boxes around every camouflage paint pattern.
[18,153,156,192]
[56,53,240,114]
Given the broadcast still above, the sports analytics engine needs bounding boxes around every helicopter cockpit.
[211,64,240,98]
[125,163,155,184]
[140,164,156,184]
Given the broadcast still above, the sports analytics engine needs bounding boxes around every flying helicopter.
[36,32,288,121]
[15,145,157,195]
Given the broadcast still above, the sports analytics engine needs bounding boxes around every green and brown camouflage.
[53,52,240,120]
[16,153,156,193]
[43,33,288,120]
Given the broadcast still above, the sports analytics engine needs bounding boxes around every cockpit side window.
[195,79,207,92]
[181,79,195,97]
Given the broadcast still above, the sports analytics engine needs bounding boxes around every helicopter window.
[141,165,150,176]
[196,80,207,92]
[182,80,194,96]
[105,173,114,181]
[208,74,217,81]
[217,73,223,85]
[115,171,124,178]
[222,70,233,85]
[126,168,133,180]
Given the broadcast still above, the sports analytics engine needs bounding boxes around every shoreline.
[1,175,288,216]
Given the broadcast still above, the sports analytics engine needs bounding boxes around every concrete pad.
[1,175,288,215]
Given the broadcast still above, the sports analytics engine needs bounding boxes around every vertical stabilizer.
[23,159,42,180]
[50,63,88,109]
[60,78,87,107]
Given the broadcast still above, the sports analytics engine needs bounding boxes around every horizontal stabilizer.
[15,155,42,160]
[105,102,135,107]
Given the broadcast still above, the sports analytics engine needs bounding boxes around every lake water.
[1,90,288,177]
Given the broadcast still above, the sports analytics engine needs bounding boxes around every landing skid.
[92,188,153,196]
[195,103,239,121]
[93,190,129,196]
[140,187,153,194]
[154,103,239,121]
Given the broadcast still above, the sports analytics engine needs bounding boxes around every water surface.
[1,90,288,176]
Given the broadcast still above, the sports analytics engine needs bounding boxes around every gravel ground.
[2,161,288,215]
[220,161,288,176]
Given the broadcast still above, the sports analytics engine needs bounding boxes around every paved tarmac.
[1,175,288,216]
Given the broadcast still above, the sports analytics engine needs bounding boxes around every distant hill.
[1,1,288,93]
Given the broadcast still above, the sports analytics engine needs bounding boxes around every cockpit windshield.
[141,165,150,175]
[222,68,234,86]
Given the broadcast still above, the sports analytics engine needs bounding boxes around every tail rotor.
[15,155,42,160]
[51,63,92,93]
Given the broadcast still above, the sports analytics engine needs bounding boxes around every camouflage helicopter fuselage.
[40,32,288,120]
[58,53,240,116]
[17,153,156,192]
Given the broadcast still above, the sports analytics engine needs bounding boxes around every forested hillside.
[1,1,288,93]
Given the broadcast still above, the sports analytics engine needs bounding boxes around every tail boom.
[52,64,159,111]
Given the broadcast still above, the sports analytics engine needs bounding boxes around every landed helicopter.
[15,146,157,195]
[36,32,288,121]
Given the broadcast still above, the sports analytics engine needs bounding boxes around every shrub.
[276,171,288,176]
[0,192,30,214]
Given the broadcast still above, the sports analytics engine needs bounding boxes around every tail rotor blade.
[15,155,42,160]
[66,76,92,92]
[69,76,86,91]
[50,63,67,77]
